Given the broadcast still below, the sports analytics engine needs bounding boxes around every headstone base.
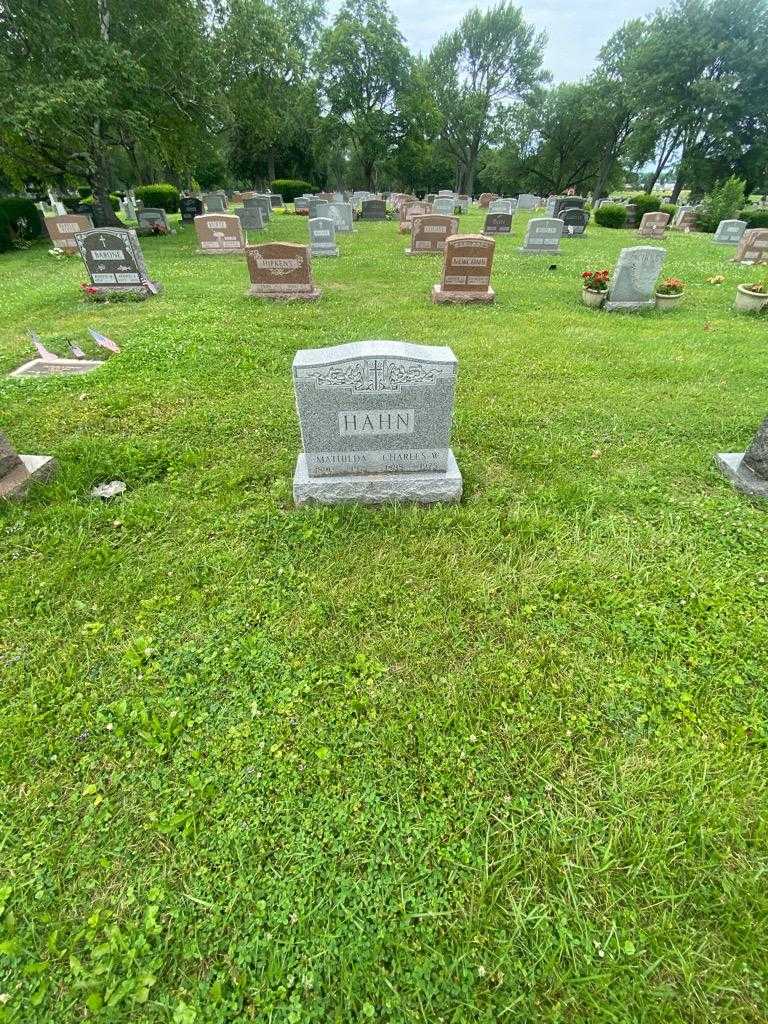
[196,248,245,256]
[10,358,103,378]
[0,454,57,500]
[432,284,495,304]
[715,453,768,500]
[604,299,655,312]
[293,451,462,506]
[246,286,321,301]
[311,247,338,257]
[518,246,559,254]
[85,284,162,301]
[405,247,440,256]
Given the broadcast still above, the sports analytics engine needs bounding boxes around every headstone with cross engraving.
[309,216,338,257]
[292,340,462,506]
[76,227,161,298]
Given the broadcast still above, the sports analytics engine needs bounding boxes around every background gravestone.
[624,203,639,228]
[203,193,227,213]
[245,195,272,223]
[637,212,670,239]
[406,214,458,255]
[399,202,430,233]
[328,202,354,233]
[713,219,747,245]
[76,227,160,298]
[270,194,284,207]
[483,212,512,235]
[180,196,203,223]
[360,199,387,221]
[308,198,330,219]
[716,416,768,500]
[432,197,455,216]
[0,430,57,500]
[519,217,563,254]
[309,216,338,257]
[517,194,536,209]
[433,234,495,303]
[604,246,666,311]
[45,214,93,251]
[137,208,171,234]
[292,340,462,506]
[194,213,245,254]
[488,199,513,215]
[733,228,768,264]
[235,206,264,232]
[553,196,585,218]
[562,208,589,236]
[245,242,320,300]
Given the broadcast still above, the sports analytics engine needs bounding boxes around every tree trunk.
[267,148,276,183]
[88,148,120,227]
[670,165,685,204]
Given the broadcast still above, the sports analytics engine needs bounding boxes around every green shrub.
[0,207,12,252]
[77,186,92,198]
[272,178,317,203]
[660,204,677,219]
[81,193,121,212]
[594,204,628,229]
[739,207,768,229]
[135,183,180,213]
[696,176,746,233]
[630,193,661,215]
[0,197,44,240]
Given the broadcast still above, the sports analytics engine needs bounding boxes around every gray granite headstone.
[488,199,513,215]
[292,340,462,505]
[76,227,160,298]
[713,219,747,245]
[235,206,264,232]
[517,194,536,210]
[203,193,227,213]
[432,197,455,216]
[0,430,57,500]
[245,195,272,223]
[716,417,768,500]
[519,217,563,253]
[328,202,354,233]
[360,199,386,221]
[137,207,170,233]
[604,246,665,311]
[308,198,330,219]
[309,216,338,257]
[561,208,589,236]
[270,194,284,208]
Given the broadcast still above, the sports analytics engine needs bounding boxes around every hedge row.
[271,178,316,203]
[0,197,44,250]
[740,207,768,229]
[135,183,180,213]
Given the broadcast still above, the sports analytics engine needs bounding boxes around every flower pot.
[582,287,605,308]
[655,291,684,310]
[735,284,768,313]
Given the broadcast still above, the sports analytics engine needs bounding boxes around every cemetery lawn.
[3,209,768,1024]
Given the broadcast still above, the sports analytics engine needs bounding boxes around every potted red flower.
[655,276,684,310]
[581,269,609,307]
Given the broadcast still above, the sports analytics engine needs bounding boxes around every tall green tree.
[428,1,547,195]
[317,0,410,190]
[0,0,215,224]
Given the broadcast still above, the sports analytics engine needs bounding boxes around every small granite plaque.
[45,214,93,251]
[519,217,563,253]
[194,213,245,254]
[76,227,160,298]
[433,234,495,303]
[483,212,512,235]
[406,214,458,255]
[604,246,666,311]
[292,340,462,505]
[245,241,320,300]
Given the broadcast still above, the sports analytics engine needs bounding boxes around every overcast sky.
[326,0,659,83]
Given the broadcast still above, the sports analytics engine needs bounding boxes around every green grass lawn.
[2,208,768,1023]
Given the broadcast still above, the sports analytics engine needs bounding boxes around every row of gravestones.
[8,331,766,505]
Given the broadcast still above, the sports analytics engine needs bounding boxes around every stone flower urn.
[654,291,684,311]
[581,287,606,308]
[735,284,768,313]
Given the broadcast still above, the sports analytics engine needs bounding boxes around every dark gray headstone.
[75,227,160,297]
[180,196,204,223]
[562,208,589,236]
[483,213,512,235]
[360,199,386,221]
